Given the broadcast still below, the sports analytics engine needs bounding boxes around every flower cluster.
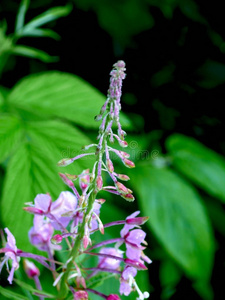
[0,61,151,300]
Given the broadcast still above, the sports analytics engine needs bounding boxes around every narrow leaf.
[166,134,225,202]
[11,45,58,62]
[15,0,30,32]
[0,286,28,300]
[14,279,56,298]
[131,164,215,281]
[23,5,72,30]
[18,28,60,40]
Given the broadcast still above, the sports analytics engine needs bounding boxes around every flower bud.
[115,182,129,194]
[107,159,114,172]
[125,258,147,270]
[23,259,40,278]
[107,294,121,300]
[57,158,73,166]
[51,234,63,244]
[123,158,135,168]
[95,114,102,121]
[96,175,103,190]
[116,174,130,181]
[119,140,128,148]
[59,173,74,188]
[126,216,149,225]
[74,290,88,300]
[23,207,44,215]
[119,151,130,158]
[121,193,135,202]
[65,173,78,181]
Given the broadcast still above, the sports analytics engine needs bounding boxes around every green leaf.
[15,0,30,32]
[11,45,58,62]
[26,119,95,173]
[87,272,116,289]
[1,142,64,251]
[131,164,214,281]
[23,5,72,30]
[196,59,225,88]
[16,27,60,40]
[0,114,23,163]
[0,286,28,300]
[8,71,132,129]
[166,134,225,202]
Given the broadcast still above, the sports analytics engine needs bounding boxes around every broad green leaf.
[0,286,28,300]
[23,5,72,30]
[131,164,214,281]
[8,72,132,129]
[166,134,225,202]
[15,0,30,32]
[27,119,95,173]
[11,45,58,62]
[0,114,23,163]
[1,142,64,251]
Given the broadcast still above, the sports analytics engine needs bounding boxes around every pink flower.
[98,247,123,270]
[73,290,88,299]
[29,216,55,251]
[0,228,20,284]
[120,212,151,265]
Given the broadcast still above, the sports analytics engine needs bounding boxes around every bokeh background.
[1,0,225,299]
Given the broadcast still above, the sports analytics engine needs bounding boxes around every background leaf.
[0,114,23,163]
[166,134,225,203]
[131,164,214,282]
[8,71,133,129]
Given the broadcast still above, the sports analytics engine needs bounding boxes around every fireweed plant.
[0,61,151,299]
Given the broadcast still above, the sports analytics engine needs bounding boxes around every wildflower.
[98,247,123,270]
[74,290,88,299]
[0,228,20,284]
[29,215,56,252]
[23,259,40,278]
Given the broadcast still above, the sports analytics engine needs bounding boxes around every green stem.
[58,136,106,299]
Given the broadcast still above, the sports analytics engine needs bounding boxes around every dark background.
[0,0,224,299]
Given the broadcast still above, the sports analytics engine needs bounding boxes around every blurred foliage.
[1,0,225,299]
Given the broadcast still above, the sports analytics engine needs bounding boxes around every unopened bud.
[107,159,114,172]
[116,174,130,181]
[23,259,40,278]
[23,207,44,215]
[115,182,129,194]
[125,258,147,270]
[121,193,135,202]
[123,158,135,168]
[96,198,106,204]
[107,295,121,300]
[96,175,103,190]
[95,114,102,121]
[59,173,74,187]
[57,158,73,166]
[126,216,149,225]
[119,140,128,148]
[74,290,88,300]
[65,173,78,181]
[83,235,90,249]
[119,151,130,158]
[51,234,63,244]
